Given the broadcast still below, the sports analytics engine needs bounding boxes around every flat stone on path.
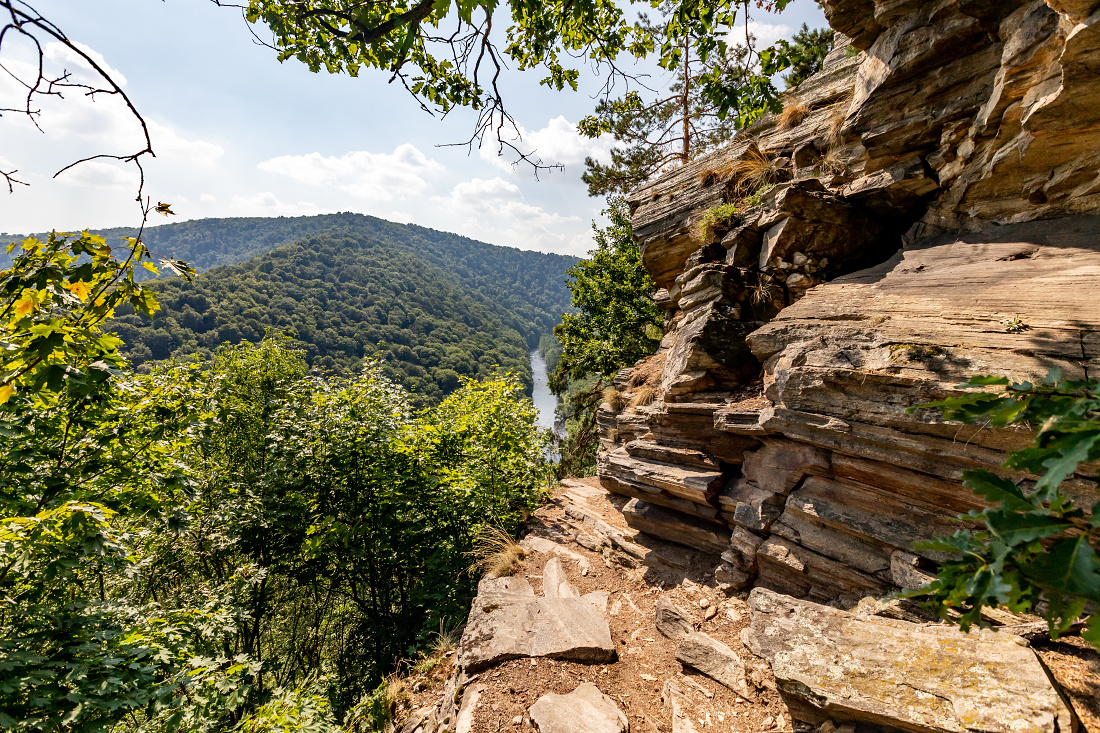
[675,631,754,701]
[662,680,700,733]
[529,682,628,733]
[542,557,579,598]
[522,535,592,572]
[743,588,1073,733]
[655,593,695,640]
[459,567,615,672]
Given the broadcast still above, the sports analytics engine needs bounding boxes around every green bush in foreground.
[913,370,1100,648]
[0,232,551,731]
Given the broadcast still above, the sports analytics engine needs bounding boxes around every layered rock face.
[598,0,1100,604]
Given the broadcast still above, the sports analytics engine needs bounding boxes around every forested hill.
[6,212,578,344]
[101,220,580,406]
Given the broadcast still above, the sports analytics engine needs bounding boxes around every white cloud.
[44,41,129,88]
[746,21,793,49]
[258,143,443,201]
[229,192,328,217]
[480,116,613,173]
[0,41,221,173]
[432,176,588,253]
[148,121,223,166]
[200,193,217,204]
[55,159,139,189]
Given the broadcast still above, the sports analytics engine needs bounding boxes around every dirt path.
[451,479,795,733]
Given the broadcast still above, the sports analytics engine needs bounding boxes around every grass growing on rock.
[778,97,810,130]
[469,526,528,578]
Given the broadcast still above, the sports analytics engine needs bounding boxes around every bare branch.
[0,167,27,193]
[1,0,153,201]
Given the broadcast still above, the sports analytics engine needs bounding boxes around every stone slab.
[675,632,754,701]
[529,683,628,733]
[743,588,1074,733]
[459,582,615,672]
[622,499,731,555]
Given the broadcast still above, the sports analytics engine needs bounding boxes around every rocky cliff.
[397,5,1099,733]
[596,0,1100,607]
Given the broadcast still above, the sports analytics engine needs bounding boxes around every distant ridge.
[87,214,580,405]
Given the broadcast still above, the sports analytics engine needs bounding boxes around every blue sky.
[1,0,826,255]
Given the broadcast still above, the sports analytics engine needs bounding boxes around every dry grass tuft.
[468,525,527,578]
[429,620,463,656]
[627,384,656,410]
[602,386,623,410]
[778,97,810,131]
[718,144,783,199]
[628,354,665,388]
[697,169,721,186]
[749,280,781,306]
[817,146,850,176]
[825,88,854,147]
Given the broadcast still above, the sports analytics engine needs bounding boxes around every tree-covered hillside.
[107,228,569,405]
[5,213,578,345]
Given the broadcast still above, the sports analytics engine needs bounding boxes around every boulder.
[529,683,628,733]
[675,632,754,701]
[743,588,1074,733]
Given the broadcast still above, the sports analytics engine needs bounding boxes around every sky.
[1,0,827,256]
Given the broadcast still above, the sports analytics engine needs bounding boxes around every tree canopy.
[579,14,834,196]
[552,197,662,387]
[239,0,798,166]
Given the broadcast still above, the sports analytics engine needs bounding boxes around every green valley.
[93,215,578,405]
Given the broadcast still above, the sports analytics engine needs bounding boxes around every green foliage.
[539,331,562,376]
[552,375,604,479]
[235,680,341,733]
[579,7,816,196]
[551,198,661,477]
[0,231,191,403]
[104,226,576,406]
[0,230,552,730]
[776,24,833,89]
[243,0,792,127]
[909,370,1100,648]
[552,198,661,386]
[699,202,743,242]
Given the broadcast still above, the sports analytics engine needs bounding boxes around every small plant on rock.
[699,202,743,242]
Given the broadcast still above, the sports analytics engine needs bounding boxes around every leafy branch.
[907,370,1100,649]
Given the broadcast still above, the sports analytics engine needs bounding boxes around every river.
[529,349,560,435]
